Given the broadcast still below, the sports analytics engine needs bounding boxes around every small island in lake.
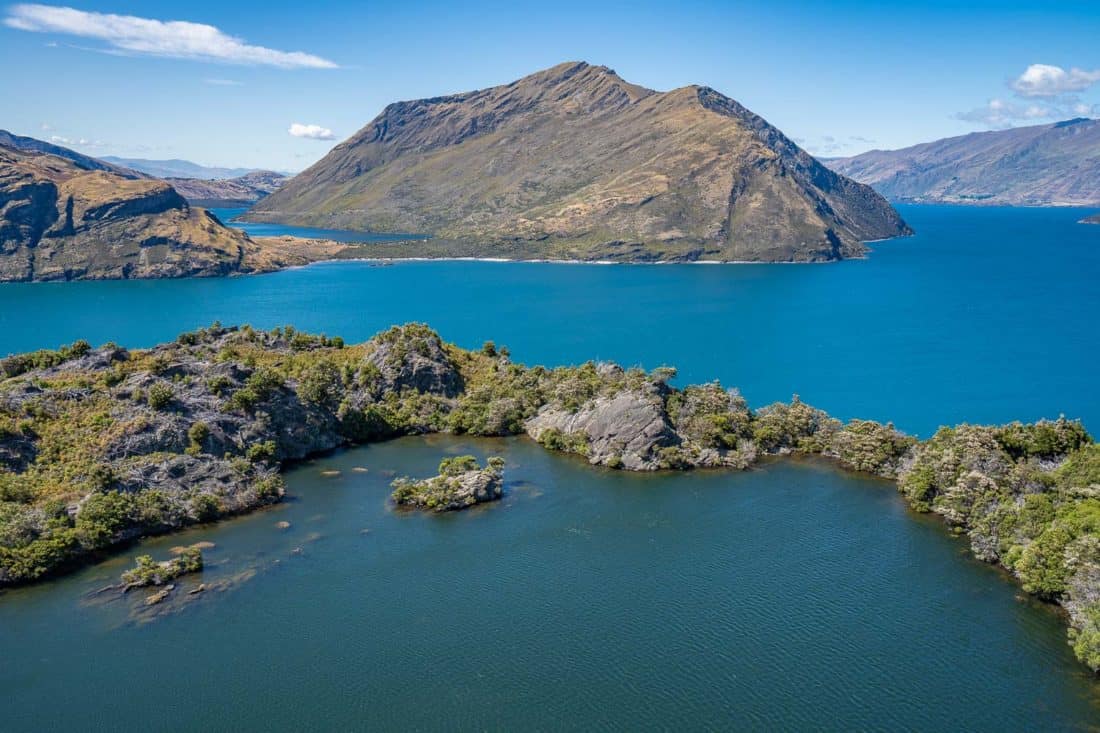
[0,323,1097,671]
[1081,214,1100,225]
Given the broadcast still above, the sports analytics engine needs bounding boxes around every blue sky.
[1,0,1098,171]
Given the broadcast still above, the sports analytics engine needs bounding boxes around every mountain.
[0,144,329,281]
[166,170,287,206]
[0,130,144,179]
[826,118,1100,206]
[100,157,258,180]
[247,62,909,262]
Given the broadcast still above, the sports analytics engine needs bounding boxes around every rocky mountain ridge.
[827,118,1100,205]
[248,62,910,262]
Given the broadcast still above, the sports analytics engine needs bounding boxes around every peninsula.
[0,324,1096,670]
[0,143,347,282]
[247,62,911,262]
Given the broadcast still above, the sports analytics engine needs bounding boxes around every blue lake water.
[210,206,428,243]
[1,205,1096,436]
[1,205,1099,730]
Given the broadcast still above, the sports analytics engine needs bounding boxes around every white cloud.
[4,4,338,69]
[289,123,336,140]
[1010,64,1100,98]
[956,94,1099,128]
[955,98,1056,127]
[49,135,106,148]
[205,78,243,86]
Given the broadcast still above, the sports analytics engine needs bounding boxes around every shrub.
[439,455,479,476]
[187,421,210,455]
[226,368,284,411]
[146,383,174,410]
[297,360,343,407]
[191,493,221,522]
[246,440,277,463]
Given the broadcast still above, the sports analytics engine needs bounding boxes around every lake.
[1,205,1099,729]
[1,205,1096,436]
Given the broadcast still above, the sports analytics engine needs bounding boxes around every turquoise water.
[210,206,428,243]
[1,437,1098,730]
[1,205,1099,730]
[1,205,1096,435]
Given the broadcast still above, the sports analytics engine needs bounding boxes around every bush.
[226,368,284,411]
[297,360,343,407]
[146,383,174,410]
[439,455,479,476]
[187,421,210,455]
[75,490,137,548]
[246,440,277,463]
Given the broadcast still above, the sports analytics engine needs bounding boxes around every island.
[246,62,911,262]
[1082,214,1100,225]
[0,324,1096,670]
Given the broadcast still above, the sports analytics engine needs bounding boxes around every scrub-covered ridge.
[0,324,1096,669]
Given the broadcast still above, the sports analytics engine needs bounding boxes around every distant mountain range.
[100,156,261,180]
[248,61,909,262]
[166,170,287,206]
[826,118,1100,206]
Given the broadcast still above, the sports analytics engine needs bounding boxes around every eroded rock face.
[0,143,324,282]
[363,325,464,397]
[526,391,679,470]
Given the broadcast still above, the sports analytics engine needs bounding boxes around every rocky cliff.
[0,145,337,281]
[827,118,1100,206]
[247,62,910,262]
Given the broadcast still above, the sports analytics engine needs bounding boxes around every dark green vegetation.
[121,546,203,588]
[827,117,1100,206]
[391,455,505,511]
[248,62,909,262]
[0,323,1096,669]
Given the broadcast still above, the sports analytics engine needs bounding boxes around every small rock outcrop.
[391,455,504,511]
[122,547,203,589]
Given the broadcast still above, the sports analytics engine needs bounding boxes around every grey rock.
[526,391,679,470]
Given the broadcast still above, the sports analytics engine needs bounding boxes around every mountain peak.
[251,64,908,262]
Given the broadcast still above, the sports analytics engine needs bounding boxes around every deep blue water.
[1,205,1096,436]
[210,206,427,243]
[2,438,1098,731]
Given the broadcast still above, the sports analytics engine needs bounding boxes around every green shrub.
[246,440,277,463]
[146,383,174,410]
[439,455,479,476]
[187,421,210,455]
[226,368,284,411]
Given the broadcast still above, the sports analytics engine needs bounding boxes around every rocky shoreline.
[0,324,1097,669]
